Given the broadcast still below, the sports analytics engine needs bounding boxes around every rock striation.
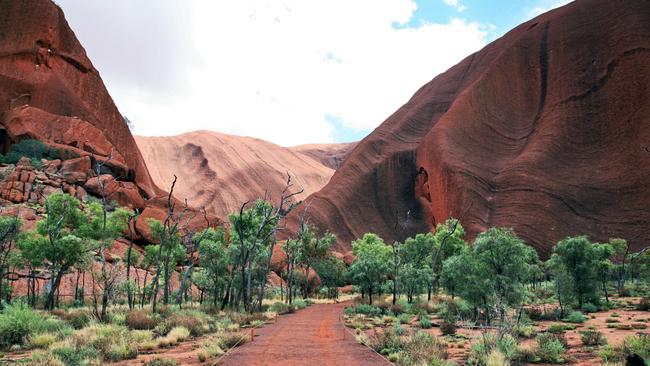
[299,0,650,256]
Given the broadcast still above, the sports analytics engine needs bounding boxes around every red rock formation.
[289,142,357,170]
[135,131,338,218]
[300,0,650,257]
[0,0,160,199]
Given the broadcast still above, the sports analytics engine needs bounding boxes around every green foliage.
[581,302,598,313]
[580,330,607,346]
[351,304,382,317]
[2,139,58,165]
[419,316,432,329]
[564,311,587,323]
[535,333,567,364]
[547,323,575,333]
[0,302,44,348]
[467,333,519,365]
[146,357,179,366]
[549,236,614,307]
[441,227,538,320]
[349,233,392,304]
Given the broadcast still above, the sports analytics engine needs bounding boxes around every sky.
[56,0,571,146]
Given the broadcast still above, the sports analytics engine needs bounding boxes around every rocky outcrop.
[135,131,337,218]
[0,0,160,201]
[299,0,650,256]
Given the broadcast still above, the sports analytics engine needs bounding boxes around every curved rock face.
[0,0,159,198]
[135,131,337,218]
[302,0,650,256]
[289,142,357,170]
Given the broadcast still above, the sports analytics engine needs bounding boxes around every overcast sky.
[56,0,571,146]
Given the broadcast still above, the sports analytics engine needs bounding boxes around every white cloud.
[57,0,487,146]
[530,0,572,18]
[443,0,467,12]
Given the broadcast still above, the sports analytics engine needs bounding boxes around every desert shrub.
[29,333,57,349]
[200,337,224,357]
[419,316,433,329]
[632,322,648,329]
[165,314,204,336]
[390,302,405,314]
[580,330,607,346]
[197,348,209,362]
[50,345,101,366]
[397,313,412,324]
[547,323,575,333]
[564,311,587,323]
[515,325,535,338]
[605,318,619,323]
[637,297,650,311]
[440,321,457,335]
[393,323,406,336]
[125,309,158,330]
[23,351,66,366]
[535,333,567,363]
[468,333,519,365]
[353,304,382,317]
[581,303,598,313]
[218,332,249,349]
[292,299,307,309]
[3,139,59,165]
[72,324,138,361]
[486,350,509,366]
[167,327,190,342]
[620,334,650,361]
[270,302,295,314]
[0,302,44,348]
[146,357,179,366]
[415,302,435,314]
[228,312,267,327]
[598,345,618,363]
[63,310,91,330]
[611,312,620,318]
[525,306,560,321]
[397,331,449,366]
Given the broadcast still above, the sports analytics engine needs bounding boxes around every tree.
[79,199,129,320]
[196,228,229,306]
[34,193,88,309]
[440,227,538,323]
[313,255,346,299]
[297,225,335,298]
[0,216,21,304]
[550,236,614,308]
[349,233,392,305]
[399,234,436,303]
[429,219,468,298]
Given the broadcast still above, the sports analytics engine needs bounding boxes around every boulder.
[58,156,91,184]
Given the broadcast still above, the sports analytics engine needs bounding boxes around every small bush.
[167,327,190,342]
[564,311,587,323]
[292,299,307,309]
[581,303,598,313]
[397,313,412,324]
[354,304,382,317]
[219,332,249,349]
[516,325,535,338]
[146,357,179,366]
[440,321,457,335]
[393,323,406,336]
[197,348,209,362]
[486,350,509,366]
[536,333,567,364]
[125,309,158,330]
[580,330,607,346]
[0,302,44,348]
[29,333,57,349]
[4,139,59,165]
[398,331,448,366]
[390,303,405,314]
[547,323,575,333]
[63,310,91,330]
[637,297,650,311]
[419,316,433,329]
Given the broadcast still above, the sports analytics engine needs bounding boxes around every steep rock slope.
[301,0,650,256]
[136,131,337,217]
[290,142,357,170]
[0,0,159,198]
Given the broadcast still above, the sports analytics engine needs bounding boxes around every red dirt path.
[219,302,391,366]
